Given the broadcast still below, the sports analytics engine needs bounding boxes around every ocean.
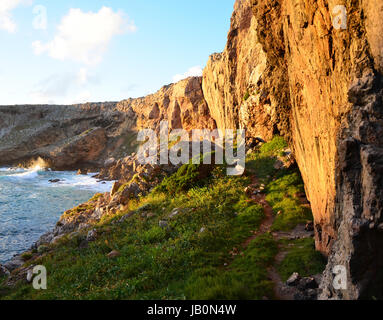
[0,166,113,263]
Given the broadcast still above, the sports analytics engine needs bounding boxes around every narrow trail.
[242,190,274,248]
[241,176,294,300]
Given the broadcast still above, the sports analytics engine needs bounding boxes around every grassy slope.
[0,137,325,300]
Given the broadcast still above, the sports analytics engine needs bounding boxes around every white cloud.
[172,66,203,83]
[33,6,136,65]
[30,69,99,104]
[77,68,89,85]
[0,0,31,33]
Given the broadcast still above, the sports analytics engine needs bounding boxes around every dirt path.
[242,192,274,248]
[241,176,294,300]
[267,249,296,300]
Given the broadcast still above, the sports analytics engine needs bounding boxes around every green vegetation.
[89,193,103,202]
[20,252,33,261]
[243,91,250,101]
[2,174,269,300]
[63,202,96,218]
[267,172,313,231]
[259,136,288,155]
[154,153,220,195]
[277,238,326,282]
[0,135,325,300]
[185,234,277,300]
[153,163,213,195]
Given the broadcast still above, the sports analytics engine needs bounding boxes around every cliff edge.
[1,0,382,300]
[202,0,383,299]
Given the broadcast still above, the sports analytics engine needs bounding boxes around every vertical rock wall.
[202,0,383,299]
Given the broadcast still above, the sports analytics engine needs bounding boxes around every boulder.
[119,183,141,205]
[104,158,116,167]
[297,277,318,291]
[110,181,122,197]
[286,273,301,287]
[4,256,24,272]
[77,169,88,175]
[86,229,98,242]
[0,265,10,277]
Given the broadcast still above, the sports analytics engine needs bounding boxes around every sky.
[0,0,234,105]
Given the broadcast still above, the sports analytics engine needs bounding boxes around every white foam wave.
[0,167,24,173]
[10,166,44,179]
[48,175,114,192]
[9,168,25,172]
[2,166,113,193]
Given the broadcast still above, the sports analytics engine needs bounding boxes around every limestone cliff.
[0,103,127,169]
[0,77,215,170]
[202,0,383,299]
[117,77,216,132]
[1,0,382,300]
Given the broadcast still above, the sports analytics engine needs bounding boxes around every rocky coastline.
[1,0,383,300]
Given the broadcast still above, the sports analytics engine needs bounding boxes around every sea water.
[0,166,113,263]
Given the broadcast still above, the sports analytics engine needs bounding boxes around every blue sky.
[0,0,234,105]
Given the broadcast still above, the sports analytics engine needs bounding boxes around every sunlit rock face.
[201,0,383,299]
[0,103,122,169]
[0,77,216,170]
[202,0,275,140]
[117,77,216,133]
[364,0,383,73]
[2,0,383,300]
[278,0,383,299]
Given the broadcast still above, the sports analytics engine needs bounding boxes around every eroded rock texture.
[201,0,383,299]
[0,77,216,170]
[0,103,127,169]
[117,77,216,133]
[2,0,383,300]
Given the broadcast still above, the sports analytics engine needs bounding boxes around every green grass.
[259,136,288,155]
[153,153,219,195]
[20,252,33,261]
[1,173,270,300]
[277,238,326,282]
[0,135,323,300]
[184,234,278,300]
[266,172,313,231]
[245,136,288,180]
[153,163,207,195]
[247,136,313,232]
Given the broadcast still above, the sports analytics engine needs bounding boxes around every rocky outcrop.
[202,0,289,141]
[200,0,383,299]
[39,127,108,169]
[117,77,216,133]
[202,0,270,136]
[0,103,131,169]
[2,0,383,300]
[0,77,216,171]
[0,265,10,278]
